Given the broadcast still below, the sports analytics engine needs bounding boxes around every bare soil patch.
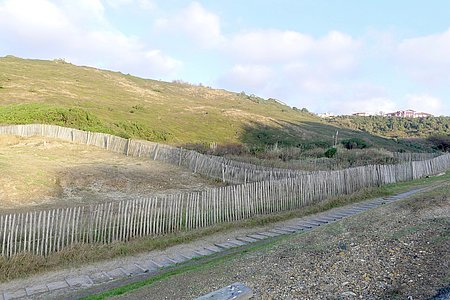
[114,184,450,300]
[0,135,220,212]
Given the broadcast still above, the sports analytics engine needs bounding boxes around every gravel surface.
[114,185,450,300]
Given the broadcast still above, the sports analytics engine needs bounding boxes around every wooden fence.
[0,124,325,184]
[1,124,450,257]
[0,124,443,184]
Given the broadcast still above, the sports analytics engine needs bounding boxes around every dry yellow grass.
[0,135,220,212]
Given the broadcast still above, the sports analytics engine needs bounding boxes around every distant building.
[318,112,335,118]
[352,112,369,116]
[386,109,433,118]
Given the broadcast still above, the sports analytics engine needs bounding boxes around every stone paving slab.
[89,272,113,284]
[226,239,247,246]
[317,216,338,221]
[47,280,69,292]
[203,244,223,253]
[270,228,292,234]
[282,225,304,231]
[310,218,329,224]
[139,259,161,272]
[168,252,192,262]
[192,247,215,256]
[196,282,253,300]
[121,263,145,275]
[247,233,269,240]
[177,249,202,260]
[258,231,279,237]
[293,223,313,229]
[236,236,258,243]
[25,284,48,296]
[4,289,26,299]
[149,255,176,267]
[300,221,322,227]
[65,275,93,288]
[276,227,297,233]
[327,212,350,218]
[215,242,237,249]
[106,268,127,280]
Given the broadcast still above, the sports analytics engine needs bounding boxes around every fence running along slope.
[0,124,336,184]
[1,124,450,257]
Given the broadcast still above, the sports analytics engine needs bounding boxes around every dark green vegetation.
[0,56,432,154]
[1,172,448,283]
[330,115,450,139]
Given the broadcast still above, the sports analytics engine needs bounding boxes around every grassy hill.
[0,55,430,153]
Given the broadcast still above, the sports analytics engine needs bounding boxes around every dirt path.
[0,135,220,212]
[111,183,450,300]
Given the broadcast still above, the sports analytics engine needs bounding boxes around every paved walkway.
[0,186,434,300]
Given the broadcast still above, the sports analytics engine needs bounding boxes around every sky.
[1,0,450,116]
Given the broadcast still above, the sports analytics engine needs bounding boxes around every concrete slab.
[138,259,161,272]
[247,234,269,240]
[65,275,93,288]
[226,239,247,246]
[258,231,279,237]
[310,218,329,224]
[4,289,26,299]
[300,221,321,227]
[214,242,237,249]
[106,268,127,280]
[196,282,253,300]
[150,255,176,267]
[282,225,304,231]
[317,216,338,221]
[274,227,296,233]
[236,236,258,243]
[25,284,48,296]
[89,272,113,284]
[292,223,313,229]
[121,263,145,275]
[47,281,69,292]
[268,229,290,235]
[192,247,215,256]
[177,249,202,260]
[203,245,223,253]
[167,252,190,263]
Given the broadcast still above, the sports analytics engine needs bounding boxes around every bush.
[427,135,450,152]
[341,137,369,149]
[324,147,337,158]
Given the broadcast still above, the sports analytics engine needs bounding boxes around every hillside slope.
[0,56,426,152]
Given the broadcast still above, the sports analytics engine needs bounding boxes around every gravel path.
[113,183,450,300]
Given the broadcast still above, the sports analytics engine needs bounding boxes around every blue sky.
[1,0,450,115]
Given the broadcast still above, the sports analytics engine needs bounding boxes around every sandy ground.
[0,135,220,212]
[113,184,450,300]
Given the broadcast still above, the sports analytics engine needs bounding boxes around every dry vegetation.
[0,135,220,212]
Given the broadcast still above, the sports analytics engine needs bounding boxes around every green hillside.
[0,56,429,152]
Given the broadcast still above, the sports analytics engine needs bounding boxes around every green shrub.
[341,137,369,149]
[324,147,337,158]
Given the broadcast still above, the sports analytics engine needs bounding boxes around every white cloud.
[405,94,444,116]
[397,28,450,84]
[227,30,314,63]
[0,0,181,79]
[105,0,156,11]
[155,2,225,48]
[220,64,273,91]
[219,29,361,107]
